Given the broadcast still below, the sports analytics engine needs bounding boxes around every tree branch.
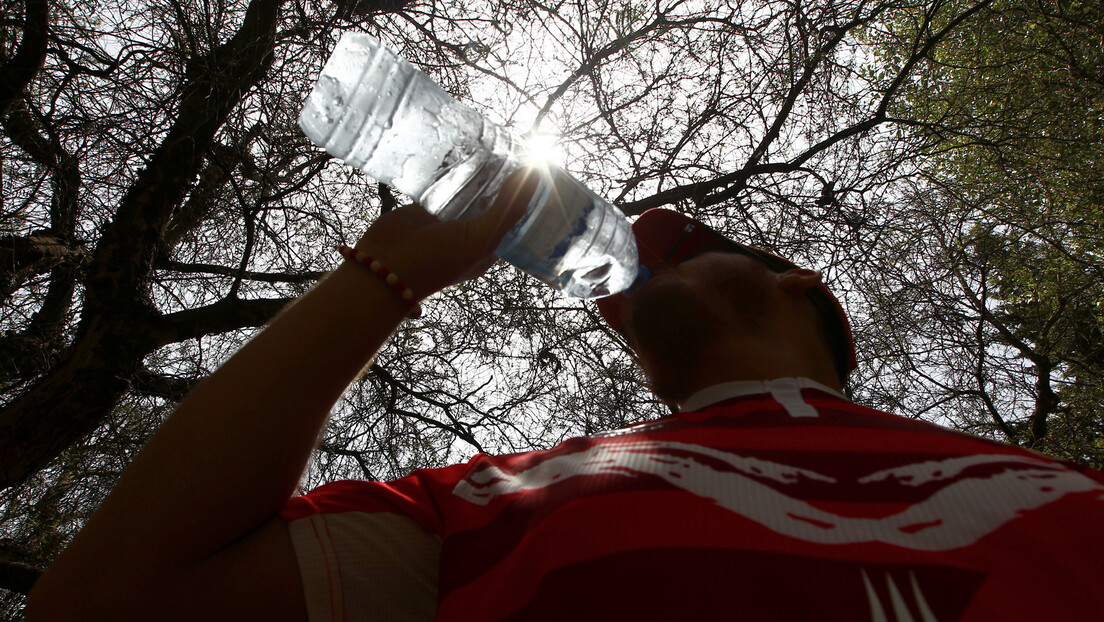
[369,363,486,453]
[157,259,325,284]
[152,296,294,347]
[952,246,1060,448]
[0,557,43,596]
[0,0,49,117]
[0,0,290,493]
[0,232,83,303]
[130,367,199,401]
[619,0,995,215]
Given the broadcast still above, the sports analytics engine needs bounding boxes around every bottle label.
[497,168,597,281]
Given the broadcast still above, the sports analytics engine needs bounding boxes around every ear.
[776,268,822,297]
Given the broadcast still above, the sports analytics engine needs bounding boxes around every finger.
[389,202,438,227]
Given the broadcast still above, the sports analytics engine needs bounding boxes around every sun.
[519,132,565,168]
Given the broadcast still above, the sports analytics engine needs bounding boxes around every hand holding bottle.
[352,169,537,302]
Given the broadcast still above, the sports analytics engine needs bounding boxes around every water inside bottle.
[415,121,515,221]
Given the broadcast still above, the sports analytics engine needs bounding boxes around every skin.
[617,251,841,404]
[26,173,536,622]
[25,174,837,620]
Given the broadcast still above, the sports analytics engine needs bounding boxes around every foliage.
[859,0,1104,466]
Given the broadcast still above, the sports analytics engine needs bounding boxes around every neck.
[638,330,842,407]
[686,335,841,401]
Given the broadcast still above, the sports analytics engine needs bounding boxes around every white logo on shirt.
[452,441,1104,551]
[862,569,939,622]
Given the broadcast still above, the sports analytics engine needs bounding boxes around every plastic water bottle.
[299,32,638,299]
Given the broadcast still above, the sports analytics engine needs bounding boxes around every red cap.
[596,209,857,381]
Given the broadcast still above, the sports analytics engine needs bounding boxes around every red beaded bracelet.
[338,245,423,319]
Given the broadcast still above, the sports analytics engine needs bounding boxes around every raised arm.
[26,174,534,621]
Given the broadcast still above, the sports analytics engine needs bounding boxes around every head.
[596,209,856,402]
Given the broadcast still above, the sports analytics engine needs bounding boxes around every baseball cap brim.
[596,208,857,380]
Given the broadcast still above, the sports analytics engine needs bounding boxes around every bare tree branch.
[130,367,200,401]
[157,259,325,284]
[152,296,294,347]
[0,0,289,492]
[0,557,42,595]
[0,0,49,117]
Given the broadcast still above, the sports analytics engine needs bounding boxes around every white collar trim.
[680,377,847,413]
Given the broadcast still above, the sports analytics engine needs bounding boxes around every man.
[27,174,1104,621]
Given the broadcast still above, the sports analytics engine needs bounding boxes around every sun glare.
[519,133,565,168]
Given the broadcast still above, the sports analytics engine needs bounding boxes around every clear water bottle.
[299,32,638,299]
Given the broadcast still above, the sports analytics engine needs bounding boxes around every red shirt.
[281,379,1104,621]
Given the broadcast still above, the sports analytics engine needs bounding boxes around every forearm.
[42,261,409,590]
[32,173,533,616]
